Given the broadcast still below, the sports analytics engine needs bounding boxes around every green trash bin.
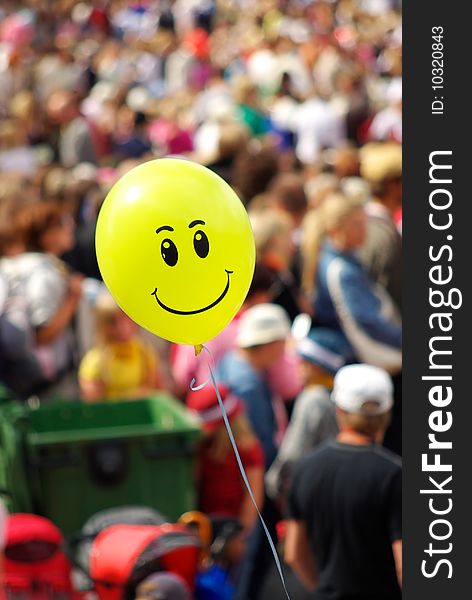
[25,394,202,535]
[0,398,34,514]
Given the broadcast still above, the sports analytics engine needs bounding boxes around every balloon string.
[192,345,291,600]
[190,376,210,391]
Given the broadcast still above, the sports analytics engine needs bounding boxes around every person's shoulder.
[241,439,265,467]
[216,352,254,392]
[296,439,335,469]
[218,351,254,379]
[290,441,335,488]
[370,445,402,470]
[135,337,158,360]
[79,346,103,378]
[296,385,331,409]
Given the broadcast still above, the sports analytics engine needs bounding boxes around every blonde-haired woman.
[301,193,402,375]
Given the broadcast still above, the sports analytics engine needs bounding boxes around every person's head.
[301,193,366,300]
[236,303,291,369]
[250,208,295,271]
[0,118,28,149]
[19,200,75,255]
[232,75,259,107]
[332,144,360,179]
[244,261,277,308]
[134,572,191,600]
[231,143,279,203]
[360,142,402,215]
[268,172,308,228]
[95,291,139,344]
[304,173,339,210]
[297,328,348,387]
[215,122,249,162]
[324,193,366,252]
[46,89,80,125]
[332,364,394,443]
[0,195,31,257]
[9,90,36,124]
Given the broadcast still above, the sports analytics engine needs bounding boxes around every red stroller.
[89,523,200,600]
[3,513,76,599]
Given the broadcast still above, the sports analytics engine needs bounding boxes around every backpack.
[3,513,76,599]
[89,523,200,600]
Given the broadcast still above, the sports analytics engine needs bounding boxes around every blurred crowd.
[0,0,402,599]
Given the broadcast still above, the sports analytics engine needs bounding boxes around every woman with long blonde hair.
[301,192,402,374]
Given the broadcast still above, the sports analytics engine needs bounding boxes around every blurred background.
[0,1,402,599]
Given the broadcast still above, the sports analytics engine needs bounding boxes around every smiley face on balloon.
[96,159,256,346]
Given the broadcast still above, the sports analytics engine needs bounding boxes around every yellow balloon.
[96,158,256,346]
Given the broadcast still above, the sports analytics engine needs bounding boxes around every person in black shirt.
[285,363,402,600]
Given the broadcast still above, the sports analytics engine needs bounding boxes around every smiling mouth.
[151,270,233,315]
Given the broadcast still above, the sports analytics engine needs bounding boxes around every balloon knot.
[194,344,203,356]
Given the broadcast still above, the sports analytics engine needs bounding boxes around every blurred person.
[112,105,152,160]
[285,363,402,600]
[195,117,249,184]
[233,75,269,137]
[195,517,246,600]
[268,172,308,230]
[301,193,402,374]
[134,572,192,600]
[289,87,346,165]
[340,176,371,205]
[231,142,279,203]
[192,68,233,124]
[267,171,309,303]
[171,261,302,401]
[0,200,82,399]
[265,328,348,504]
[40,166,69,203]
[216,303,292,470]
[0,118,38,177]
[216,303,291,600]
[79,290,164,402]
[331,143,360,179]
[9,90,48,146]
[304,173,339,210]
[249,208,302,321]
[172,261,274,394]
[166,107,195,155]
[0,195,31,258]
[369,78,402,142]
[187,384,264,536]
[46,89,98,167]
[204,122,250,183]
[332,68,370,145]
[0,196,44,398]
[359,142,402,310]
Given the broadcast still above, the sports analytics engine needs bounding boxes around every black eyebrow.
[188,220,206,229]
[155,225,174,235]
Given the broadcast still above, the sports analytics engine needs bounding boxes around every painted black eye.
[161,238,178,266]
[193,230,209,259]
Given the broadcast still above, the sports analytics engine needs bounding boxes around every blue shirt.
[195,564,234,600]
[216,351,277,469]
[314,242,402,370]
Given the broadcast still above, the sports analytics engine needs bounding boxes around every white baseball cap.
[332,364,393,415]
[237,303,291,348]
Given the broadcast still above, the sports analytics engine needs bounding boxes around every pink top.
[171,313,303,442]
